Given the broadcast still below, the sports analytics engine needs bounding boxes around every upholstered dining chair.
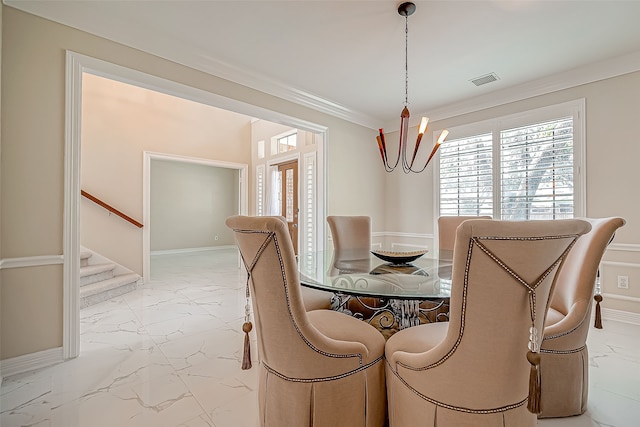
[385,219,591,427]
[327,215,378,314]
[327,215,372,260]
[539,217,626,418]
[437,215,491,279]
[226,215,387,427]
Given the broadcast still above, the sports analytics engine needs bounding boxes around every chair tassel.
[526,350,541,414]
[594,294,603,329]
[241,321,253,370]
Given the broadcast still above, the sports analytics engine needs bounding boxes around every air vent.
[470,73,500,87]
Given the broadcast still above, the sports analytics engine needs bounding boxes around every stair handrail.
[81,190,143,228]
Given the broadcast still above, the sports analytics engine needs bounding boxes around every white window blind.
[256,164,265,216]
[500,117,574,220]
[439,133,493,216]
[437,100,583,220]
[303,152,316,254]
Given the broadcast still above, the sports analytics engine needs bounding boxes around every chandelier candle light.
[377,2,449,173]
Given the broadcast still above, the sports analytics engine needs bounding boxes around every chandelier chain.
[405,14,409,106]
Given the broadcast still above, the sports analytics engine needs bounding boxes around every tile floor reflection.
[1,249,639,426]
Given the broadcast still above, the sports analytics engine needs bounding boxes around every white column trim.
[63,50,83,360]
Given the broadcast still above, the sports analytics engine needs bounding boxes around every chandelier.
[376,2,449,173]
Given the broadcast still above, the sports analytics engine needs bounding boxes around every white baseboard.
[0,347,64,379]
[602,307,640,326]
[151,245,236,256]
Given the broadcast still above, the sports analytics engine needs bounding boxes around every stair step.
[80,263,116,286]
[80,273,141,309]
[80,251,92,267]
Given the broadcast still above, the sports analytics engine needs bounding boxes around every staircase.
[80,251,140,309]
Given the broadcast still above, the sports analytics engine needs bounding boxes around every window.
[257,140,265,159]
[437,100,584,220]
[439,132,493,216]
[270,132,297,155]
[277,133,297,153]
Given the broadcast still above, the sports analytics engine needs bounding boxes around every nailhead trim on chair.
[391,232,582,415]
[540,345,587,355]
[543,314,588,340]
[263,357,384,383]
[387,360,529,414]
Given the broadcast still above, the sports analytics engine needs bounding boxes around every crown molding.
[194,47,640,133]
[382,50,640,131]
[192,56,380,130]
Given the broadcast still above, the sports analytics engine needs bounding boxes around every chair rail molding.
[0,255,64,269]
[608,242,640,252]
[601,307,640,326]
[377,231,434,240]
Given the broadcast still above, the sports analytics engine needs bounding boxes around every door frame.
[64,51,327,359]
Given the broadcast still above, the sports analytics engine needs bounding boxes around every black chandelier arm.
[377,129,401,172]
[377,125,443,174]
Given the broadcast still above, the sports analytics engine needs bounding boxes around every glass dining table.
[298,249,452,336]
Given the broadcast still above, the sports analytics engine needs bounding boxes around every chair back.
[438,215,492,257]
[226,215,364,379]
[327,215,371,259]
[391,219,591,411]
[543,217,626,344]
[437,215,491,279]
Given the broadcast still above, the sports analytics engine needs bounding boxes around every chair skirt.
[386,364,536,427]
[538,346,589,418]
[258,359,386,427]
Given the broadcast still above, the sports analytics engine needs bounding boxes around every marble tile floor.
[1,249,640,427]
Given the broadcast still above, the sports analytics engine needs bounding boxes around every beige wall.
[0,6,382,360]
[150,160,238,251]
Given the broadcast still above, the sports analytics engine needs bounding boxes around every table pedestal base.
[330,293,449,337]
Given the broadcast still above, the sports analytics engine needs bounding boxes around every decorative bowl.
[371,250,428,265]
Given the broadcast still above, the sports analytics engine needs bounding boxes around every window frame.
[434,99,586,220]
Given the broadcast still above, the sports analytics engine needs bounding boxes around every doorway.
[64,51,327,360]
[142,152,247,281]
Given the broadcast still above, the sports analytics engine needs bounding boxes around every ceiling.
[7,0,640,129]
